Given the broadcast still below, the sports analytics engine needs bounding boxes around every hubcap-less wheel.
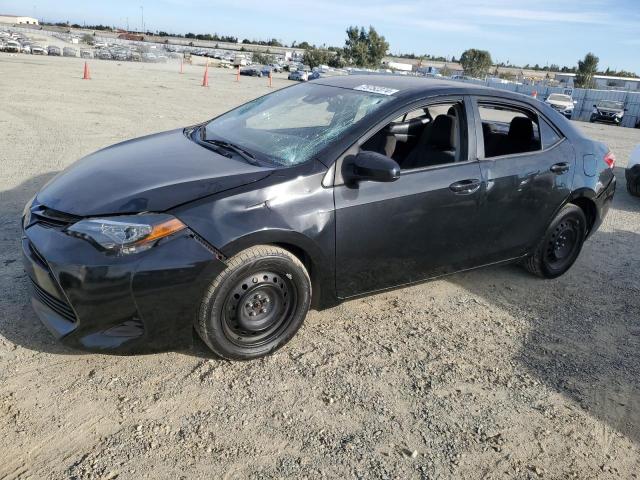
[523,204,586,279]
[197,245,311,360]
[543,218,581,271]
[222,271,297,347]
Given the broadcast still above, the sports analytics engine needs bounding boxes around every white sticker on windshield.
[353,85,399,96]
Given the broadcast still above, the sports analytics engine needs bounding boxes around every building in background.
[555,73,640,91]
[0,14,39,25]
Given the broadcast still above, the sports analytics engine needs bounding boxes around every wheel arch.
[220,230,336,310]
[566,188,598,235]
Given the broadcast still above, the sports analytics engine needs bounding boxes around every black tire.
[524,204,587,279]
[196,245,311,360]
[628,179,640,197]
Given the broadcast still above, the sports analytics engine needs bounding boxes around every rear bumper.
[22,222,226,353]
[589,175,616,237]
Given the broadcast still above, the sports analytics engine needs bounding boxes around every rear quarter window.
[539,117,563,149]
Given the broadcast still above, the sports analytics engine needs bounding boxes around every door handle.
[449,179,481,194]
[550,162,570,174]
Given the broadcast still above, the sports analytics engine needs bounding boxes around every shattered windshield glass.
[204,83,393,166]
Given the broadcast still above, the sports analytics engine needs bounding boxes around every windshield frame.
[201,82,395,168]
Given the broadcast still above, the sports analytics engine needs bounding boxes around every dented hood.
[36,129,272,216]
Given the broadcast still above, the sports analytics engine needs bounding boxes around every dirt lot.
[1,54,639,480]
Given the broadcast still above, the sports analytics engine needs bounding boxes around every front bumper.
[591,113,622,124]
[22,221,226,353]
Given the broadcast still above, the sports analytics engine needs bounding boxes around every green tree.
[343,25,389,68]
[440,64,452,77]
[252,52,274,65]
[575,52,599,88]
[459,49,493,78]
[303,47,331,68]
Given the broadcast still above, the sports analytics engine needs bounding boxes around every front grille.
[31,207,80,229]
[29,278,77,323]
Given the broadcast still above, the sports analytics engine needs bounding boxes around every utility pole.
[140,5,144,33]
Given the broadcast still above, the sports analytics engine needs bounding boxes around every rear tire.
[524,204,587,279]
[196,245,311,361]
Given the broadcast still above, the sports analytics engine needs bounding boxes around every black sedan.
[22,76,616,360]
[590,100,626,125]
[240,67,262,77]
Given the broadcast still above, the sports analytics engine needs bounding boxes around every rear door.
[471,97,575,262]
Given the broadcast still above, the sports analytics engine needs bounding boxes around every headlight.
[592,108,599,114]
[67,214,186,255]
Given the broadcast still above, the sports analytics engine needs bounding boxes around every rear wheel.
[196,245,311,360]
[628,178,640,197]
[524,204,586,279]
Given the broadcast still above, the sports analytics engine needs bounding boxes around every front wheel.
[524,204,587,279]
[196,245,311,360]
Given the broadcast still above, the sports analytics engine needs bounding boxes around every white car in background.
[545,93,576,119]
[627,145,640,197]
[3,40,21,53]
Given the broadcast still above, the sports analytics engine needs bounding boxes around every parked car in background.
[97,49,112,60]
[21,44,31,54]
[31,44,46,55]
[240,67,262,77]
[47,45,61,56]
[627,145,640,197]
[3,40,21,53]
[590,100,626,125]
[545,93,576,119]
[80,49,93,59]
[288,70,307,81]
[22,75,616,360]
[63,47,77,57]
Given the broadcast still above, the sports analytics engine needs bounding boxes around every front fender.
[171,160,338,308]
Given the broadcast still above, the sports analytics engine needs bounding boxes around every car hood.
[36,128,272,216]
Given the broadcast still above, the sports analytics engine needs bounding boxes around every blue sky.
[2,0,639,72]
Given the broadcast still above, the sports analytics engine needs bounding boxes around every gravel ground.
[1,54,639,480]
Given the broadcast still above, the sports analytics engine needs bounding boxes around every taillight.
[604,151,615,169]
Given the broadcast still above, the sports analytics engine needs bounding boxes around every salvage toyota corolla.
[22,75,616,360]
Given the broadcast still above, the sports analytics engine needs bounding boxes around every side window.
[478,103,542,158]
[539,117,563,149]
[361,101,467,170]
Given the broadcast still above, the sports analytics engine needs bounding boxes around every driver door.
[334,96,485,298]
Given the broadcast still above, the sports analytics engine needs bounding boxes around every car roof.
[312,74,538,106]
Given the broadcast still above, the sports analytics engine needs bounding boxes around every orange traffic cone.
[82,61,91,80]
[236,65,240,82]
[202,64,209,87]
[268,70,273,87]
[180,59,183,74]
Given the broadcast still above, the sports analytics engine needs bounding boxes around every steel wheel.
[524,204,586,279]
[222,271,297,347]
[196,245,311,360]
[542,218,581,271]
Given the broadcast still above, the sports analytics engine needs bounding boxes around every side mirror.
[593,104,597,108]
[624,108,628,112]
[345,151,401,184]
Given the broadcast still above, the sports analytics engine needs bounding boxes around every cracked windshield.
[205,83,392,166]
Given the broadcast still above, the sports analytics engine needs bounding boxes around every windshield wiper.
[200,126,259,165]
